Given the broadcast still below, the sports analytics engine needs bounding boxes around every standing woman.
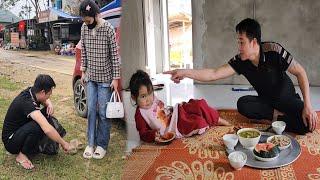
[79,0,120,159]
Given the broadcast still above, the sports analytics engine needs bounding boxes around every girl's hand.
[111,79,119,91]
[154,131,161,142]
[80,71,86,85]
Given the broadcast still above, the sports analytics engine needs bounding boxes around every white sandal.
[83,146,94,159]
[92,146,106,159]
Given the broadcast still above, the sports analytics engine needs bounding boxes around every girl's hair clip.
[86,5,91,11]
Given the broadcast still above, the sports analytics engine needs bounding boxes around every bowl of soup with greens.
[237,128,261,149]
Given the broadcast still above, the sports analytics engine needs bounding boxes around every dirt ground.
[0,58,75,121]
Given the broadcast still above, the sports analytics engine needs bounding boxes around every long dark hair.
[129,70,153,100]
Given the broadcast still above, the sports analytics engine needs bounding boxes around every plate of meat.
[156,132,176,144]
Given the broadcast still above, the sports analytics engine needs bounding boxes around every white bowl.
[223,134,239,150]
[272,121,286,135]
[267,135,291,150]
[237,128,261,150]
[228,151,247,170]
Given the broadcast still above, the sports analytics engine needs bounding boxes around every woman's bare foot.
[217,117,231,126]
[16,152,34,170]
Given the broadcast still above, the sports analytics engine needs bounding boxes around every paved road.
[0,49,75,76]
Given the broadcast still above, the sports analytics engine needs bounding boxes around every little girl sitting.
[129,70,230,143]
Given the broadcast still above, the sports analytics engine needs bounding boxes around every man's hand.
[61,141,72,153]
[44,99,54,116]
[111,79,119,91]
[163,69,185,83]
[47,103,54,116]
[302,106,318,132]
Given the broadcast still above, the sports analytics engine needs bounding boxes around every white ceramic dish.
[237,128,261,150]
[228,151,247,170]
[227,133,301,169]
[272,121,286,135]
[223,134,239,150]
[267,135,291,150]
[156,132,176,144]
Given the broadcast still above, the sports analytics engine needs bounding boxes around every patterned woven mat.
[122,110,320,180]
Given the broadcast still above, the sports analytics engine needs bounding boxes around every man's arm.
[287,59,318,131]
[163,64,236,83]
[30,110,70,151]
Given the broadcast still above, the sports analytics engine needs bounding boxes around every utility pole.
[26,0,29,48]
[46,0,52,47]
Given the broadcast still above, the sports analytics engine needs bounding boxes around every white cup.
[228,151,247,170]
[223,134,239,150]
[272,121,286,135]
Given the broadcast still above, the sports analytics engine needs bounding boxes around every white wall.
[192,0,320,85]
[120,0,146,87]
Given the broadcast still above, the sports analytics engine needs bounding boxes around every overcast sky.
[8,0,191,19]
[9,0,50,18]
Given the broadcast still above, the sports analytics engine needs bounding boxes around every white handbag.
[106,91,124,118]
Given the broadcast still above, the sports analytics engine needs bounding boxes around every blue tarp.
[100,0,121,13]
[49,0,121,19]
[50,7,80,19]
[47,0,120,21]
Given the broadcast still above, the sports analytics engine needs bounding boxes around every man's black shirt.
[228,42,296,99]
[2,87,41,145]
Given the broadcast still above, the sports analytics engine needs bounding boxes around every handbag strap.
[115,91,121,102]
[109,91,121,103]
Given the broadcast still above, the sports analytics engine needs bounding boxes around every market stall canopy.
[100,0,121,28]
[38,8,80,23]
[0,9,20,24]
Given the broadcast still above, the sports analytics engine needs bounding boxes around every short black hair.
[129,70,153,99]
[79,0,100,17]
[236,18,261,45]
[33,74,56,93]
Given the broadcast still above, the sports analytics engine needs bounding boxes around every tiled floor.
[124,74,320,153]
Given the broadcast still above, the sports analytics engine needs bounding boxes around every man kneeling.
[1,74,71,170]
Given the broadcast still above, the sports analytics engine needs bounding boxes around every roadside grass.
[0,97,11,168]
[0,76,127,179]
[0,76,21,91]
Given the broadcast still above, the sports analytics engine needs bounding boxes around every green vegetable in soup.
[239,130,260,138]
